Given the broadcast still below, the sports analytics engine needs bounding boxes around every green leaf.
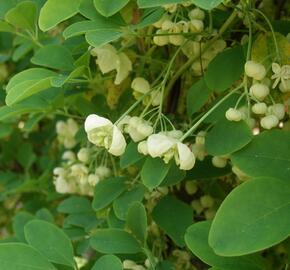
[126,202,147,244]
[191,0,223,10]
[90,229,142,254]
[0,0,16,20]
[205,46,245,92]
[57,196,92,214]
[39,0,81,31]
[152,196,192,247]
[135,8,164,29]
[12,212,35,242]
[92,177,126,211]
[16,142,36,169]
[185,221,265,270]
[108,208,125,229]
[5,1,37,32]
[209,177,290,256]
[0,243,57,270]
[160,163,186,186]
[137,0,183,8]
[92,255,123,270]
[0,123,12,138]
[205,118,253,156]
[113,185,145,220]
[141,157,170,189]
[120,141,144,169]
[0,21,15,32]
[85,29,122,48]
[93,0,129,17]
[24,220,75,267]
[31,45,74,71]
[5,68,57,106]
[231,130,290,181]
[187,78,212,116]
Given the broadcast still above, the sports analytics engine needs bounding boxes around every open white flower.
[91,44,132,85]
[271,63,290,89]
[84,114,126,156]
[124,116,153,142]
[146,133,195,170]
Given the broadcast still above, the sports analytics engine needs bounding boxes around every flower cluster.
[53,149,111,196]
[84,114,195,170]
[225,60,287,130]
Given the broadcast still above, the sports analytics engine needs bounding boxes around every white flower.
[91,44,132,85]
[95,166,111,179]
[115,52,132,85]
[56,118,78,149]
[150,90,162,106]
[161,20,175,31]
[146,133,195,170]
[244,60,266,80]
[125,116,153,142]
[88,174,100,186]
[279,80,290,93]
[153,14,170,28]
[163,4,177,13]
[212,156,227,168]
[131,77,150,94]
[271,63,290,89]
[84,114,126,156]
[189,19,204,33]
[54,177,73,194]
[137,141,148,155]
[62,151,76,162]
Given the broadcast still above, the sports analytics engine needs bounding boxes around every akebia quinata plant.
[0,0,289,269]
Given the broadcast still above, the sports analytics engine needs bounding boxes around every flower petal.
[84,114,112,132]
[147,134,175,158]
[177,142,195,170]
[114,52,132,85]
[108,125,127,156]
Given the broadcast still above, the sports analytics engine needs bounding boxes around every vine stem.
[180,83,243,141]
[164,9,238,95]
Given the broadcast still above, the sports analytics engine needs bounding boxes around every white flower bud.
[56,121,67,135]
[95,166,111,179]
[151,90,162,106]
[88,174,100,186]
[62,151,76,161]
[115,52,132,85]
[195,131,206,145]
[249,83,270,101]
[251,102,267,114]
[189,19,204,33]
[53,167,66,177]
[54,177,72,194]
[191,199,203,214]
[188,8,205,20]
[267,104,285,120]
[77,148,90,163]
[131,77,150,94]
[161,19,174,31]
[244,61,266,80]
[153,14,170,28]
[153,30,169,46]
[279,80,290,93]
[123,260,137,269]
[225,108,243,121]
[163,4,177,13]
[260,115,279,129]
[212,156,227,168]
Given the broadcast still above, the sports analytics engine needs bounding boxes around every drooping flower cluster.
[53,148,111,195]
[225,60,287,130]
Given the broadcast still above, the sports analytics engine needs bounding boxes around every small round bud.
[251,102,267,115]
[244,60,266,80]
[188,8,205,20]
[131,77,150,94]
[212,156,227,168]
[153,30,169,46]
[77,148,90,163]
[260,115,279,129]
[191,200,203,214]
[267,104,285,120]
[225,108,243,121]
[200,195,214,208]
[279,80,290,93]
[249,83,270,101]
[189,19,204,33]
[185,181,198,195]
[205,209,216,220]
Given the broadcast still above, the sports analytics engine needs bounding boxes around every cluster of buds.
[152,7,205,47]
[226,61,287,130]
[53,149,111,195]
